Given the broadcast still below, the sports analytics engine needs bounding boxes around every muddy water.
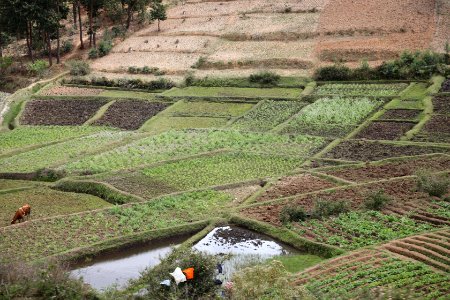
[193,226,298,281]
[70,235,188,291]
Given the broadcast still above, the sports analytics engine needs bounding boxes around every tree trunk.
[47,32,53,66]
[56,0,61,64]
[78,1,84,49]
[89,0,93,47]
[126,4,132,29]
[73,1,77,29]
[158,19,160,31]
[93,30,96,47]
[26,21,34,62]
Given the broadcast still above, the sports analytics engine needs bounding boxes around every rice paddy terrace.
[0,75,449,298]
[88,0,450,82]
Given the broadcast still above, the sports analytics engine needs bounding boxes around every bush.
[0,261,98,300]
[27,59,48,77]
[61,40,74,54]
[88,48,98,59]
[0,56,13,75]
[138,248,219,299]
[229,260,314,300]
[364,190,391,211]
[315,50,448,81]
[311,199,349,219]
[98,39,113,57]
[279,205,307,224]
[314,64,351,81]
[67,60,91,76]
[249,71,280,85]
[66,76,175,91]
[417,171,449,198]
[35,168,66,182]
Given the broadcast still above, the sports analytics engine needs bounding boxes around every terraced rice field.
[1,77,449,298]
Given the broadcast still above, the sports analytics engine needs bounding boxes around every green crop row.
[0,186,111,226]
[294,211,436,250]
[281,97,382,136]
[307,257,450,299]
[162,86,302,99]
[314,83,408,96]
[232,100,308,132]
[0,126,110,155]
[0,131,134,172]
[0,190,232,263]
[62,129,326,174]
[142,152,304,190]
[168,100,254,118]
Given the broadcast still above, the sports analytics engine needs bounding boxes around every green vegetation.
[0,187,111,226]
[0,179,37,190]
[232,100,307,132]
[311,199,349,219]
[0,131,134,172]
[0,262,97,299]
[162,86,302,99]
[231,260,314,300]
[281,97,382,136]
[314,83,407,97]
[294,211,435,250]
[0,126,107,155]
[416,172,449,198]
[137,248,219,299]
[27,60,49,77]
[249,71,281,85]
[168,100,253,118]
[280,205,307,224]
[98,90,158,100]
[273,255,324,273]
[185,75,307,88]
[143,116,228,133]
[306,256,450,299]
[128,66,165,76]
[63,129,325,174]
[315,51,449,81]
[0,191,231,263]
[364,190,391,211]
[142,152,304,190]
[67,60,91,76]
[63,76,175,91]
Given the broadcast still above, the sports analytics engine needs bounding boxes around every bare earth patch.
[39,86,104,97]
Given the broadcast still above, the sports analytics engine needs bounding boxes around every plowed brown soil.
[327,155,450,183]
[93,100,169,130]
[317,0,436,62]
[256,174,336,202]
[380,109,421,120]
[356,121,416,140]
[325,140,449,162]
[20,99,107,126]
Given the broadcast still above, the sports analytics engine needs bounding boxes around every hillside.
[89,0,450,82]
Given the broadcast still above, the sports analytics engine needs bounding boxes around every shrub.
[416,171,449,198]
[61,40,73,54]
[184,72,195,86]
[314,64,351,81]
[35,168,66,182]
[364,190,391,211]
[0,56,13,74]
[88,48,98,59]
[98,39,113,57]
[249,71,280,85]
[66,76,175,90]
[279,205,307,224]
[67,60,91,76]
[138,248,219,299]
[0,261,98,299]
[311,199,349,219]
[229,260,314,300]
[191,56,206,69]
[27,59,48,77]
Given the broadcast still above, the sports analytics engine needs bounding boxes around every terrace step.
[410,214,450,226]
[401,239,450,260]
[295,251,384,284]
[392,241,450,265]
[383,245,450,272]
[412,236,450,250]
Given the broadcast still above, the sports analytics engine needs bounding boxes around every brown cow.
[11,204,31,224]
